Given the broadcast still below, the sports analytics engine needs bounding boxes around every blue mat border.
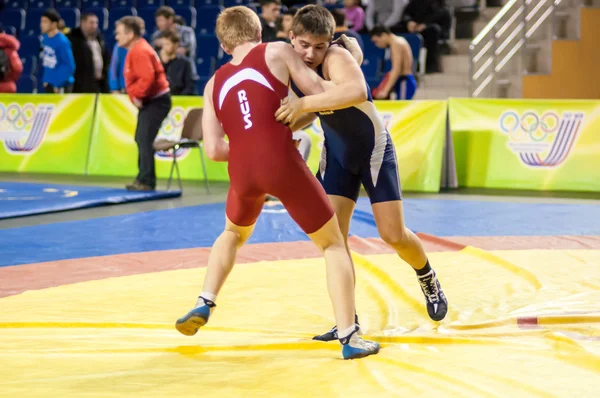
[0,182,181,220]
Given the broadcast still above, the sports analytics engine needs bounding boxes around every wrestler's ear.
[220,43,232,55]
[289,32,295,45]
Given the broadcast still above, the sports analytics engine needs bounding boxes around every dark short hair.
[174,15,185,26]
[370,25,391,37]
[42,9,61,24]
[291,5,335,38]
[282,7,297,17]
[161,29,181,44]
[117,16,145,37]
[81,12,98,22]
[260,0,281,6]
[155,6,175,19]
[331,9,345,28]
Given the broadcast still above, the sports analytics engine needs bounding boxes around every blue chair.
[361,34,385,60]
[172,6,196,28]
[19,35,42,58]
[168,0,193,6]
[23,9,45,36]
[196,0,219,6]
[37,74,45,93]
[382,57,391,74]
[55,0,82,7]
[0,9,26,33]
[81,7,109,30]
[197,5,222,35]
[399,33,425,75]
[28,0,54,9]
[17,75,37,93]
[110,0,136,7]
[137,7,157,36]
[196,76,209,95]
[216,52,231,68]
[223,0,250,6]
[104,34,116,52]
[3,26,18,37]
[20,55,39,77]
[324,2,343,10]
[137,0,163,8]
[360,56,380,79]
[196,34,219,57]
[108,7,137,31]
[82,0,108,7]
[365,77,381,91]
[195,57,214,77]
[57,8,81,30]
[6,0,28,9]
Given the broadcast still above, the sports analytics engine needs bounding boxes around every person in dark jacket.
[259,0,282,42]
[159,30,195,95]
[68,13,109,93]
[397,0,451,73]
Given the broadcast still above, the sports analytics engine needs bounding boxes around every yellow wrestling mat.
[1,249,599,397]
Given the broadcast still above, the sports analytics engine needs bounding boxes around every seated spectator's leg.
[430,7,453,41]
[421,24,442,73]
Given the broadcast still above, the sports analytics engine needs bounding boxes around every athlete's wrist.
[298,97,308,113]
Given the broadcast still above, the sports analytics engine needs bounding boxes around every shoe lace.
[419,274,440,304]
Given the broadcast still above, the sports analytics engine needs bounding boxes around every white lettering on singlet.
[237,90,252,129]
[217,68,275,131]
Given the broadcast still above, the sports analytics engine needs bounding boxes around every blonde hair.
[216,6,261,51]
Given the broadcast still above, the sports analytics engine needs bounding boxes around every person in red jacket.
[0,29,23,93]
[116,16,171,191]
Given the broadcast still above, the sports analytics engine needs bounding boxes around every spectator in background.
[332,9,363,51]
[160,31,195,96]
[0,26,23,93]
[259,0,282,42]
[151,7,197,80]
[398,0,451,73]
[343,0,365,32]
[276,7,296,42]
[365,0,407,32]
[108,43,127,94]
[40,9,75,93]
[370,25,416,99]
[58,19,71,35]
[117,16,171,191]
[174,15,186,26]
[282,0,315,6]
[68,13,109,93]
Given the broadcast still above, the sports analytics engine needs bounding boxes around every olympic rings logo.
[0,103,37,131]
[159,107,186,137]
[499,111,560,142]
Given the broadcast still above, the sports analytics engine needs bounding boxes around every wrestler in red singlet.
[212,43,333,234]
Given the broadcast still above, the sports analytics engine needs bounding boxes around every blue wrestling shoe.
[340,327,380,360]
[175,297,216,336]
[417,270,448,321]
[313,313,360,341]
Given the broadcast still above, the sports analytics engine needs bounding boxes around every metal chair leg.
[167,150,176,191]
[174,154,183,192]
[199,144,210,194]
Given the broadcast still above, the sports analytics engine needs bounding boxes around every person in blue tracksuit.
[40,9,75,93]
[277,6,447,341]
[108,43,128,93]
